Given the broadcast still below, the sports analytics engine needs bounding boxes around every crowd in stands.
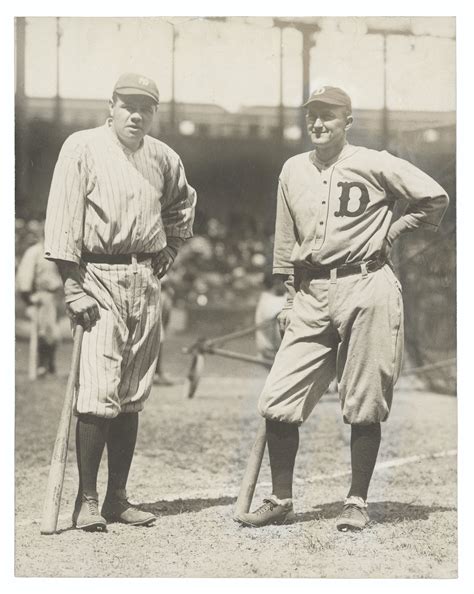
[15,216,273,311]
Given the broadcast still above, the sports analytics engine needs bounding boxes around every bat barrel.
[40,324,84,535]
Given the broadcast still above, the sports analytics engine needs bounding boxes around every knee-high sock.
[347,423,381,501]
[76,414,110,498]
[266,419,299,500]
[105,412,139,496]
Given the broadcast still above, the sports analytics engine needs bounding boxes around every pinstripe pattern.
[75,260,161,417]
[44,121,196,418]
[44,121,196,264]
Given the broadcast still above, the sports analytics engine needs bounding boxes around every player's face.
[305,104,352,149]
[109,94,157,150]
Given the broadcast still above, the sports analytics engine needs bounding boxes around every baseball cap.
[113,72,160,104]
[303,86,352,111]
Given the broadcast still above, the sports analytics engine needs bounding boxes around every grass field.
[14,322,457,579]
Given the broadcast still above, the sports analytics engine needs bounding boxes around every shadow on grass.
[294,500,456,525]
[138,495,237,517]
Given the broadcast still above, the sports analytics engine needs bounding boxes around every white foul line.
[18,448,457,529]
[291,448,457,486]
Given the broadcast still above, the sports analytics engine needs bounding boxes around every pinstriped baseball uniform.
[258,143,449,425]
[44,121,196,417]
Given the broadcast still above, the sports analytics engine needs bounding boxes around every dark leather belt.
[298,259,384,280]
[82,252,156,264]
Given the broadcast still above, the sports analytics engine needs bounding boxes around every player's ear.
[108,98,114,117]
[345,114,353,131]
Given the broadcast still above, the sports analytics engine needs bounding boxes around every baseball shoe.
[234,496,295,528]
[72,494,107,531]
[101,491,156,526]
[336,496,370,532]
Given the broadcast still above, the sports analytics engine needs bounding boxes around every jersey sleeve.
[160,156,196,243]
[381,151,450,244]
[44,136,88,264]
[273,174,297,275]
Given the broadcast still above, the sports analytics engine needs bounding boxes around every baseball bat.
[28,305,39,381]
[40,324,84,535]
[234,419,267,517]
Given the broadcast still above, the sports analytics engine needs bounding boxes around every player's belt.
[299,259,384,280]
[81,252,156,264]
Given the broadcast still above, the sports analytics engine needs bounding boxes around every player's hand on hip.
[66,295,100,331]
[380,237,393,265]
[277,309,291,338]
[152,247,176,279]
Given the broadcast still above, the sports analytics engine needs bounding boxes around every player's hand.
[277,309,291,338]
[152,247,176,279]
[66,295,100,331]
[380,238,393,264]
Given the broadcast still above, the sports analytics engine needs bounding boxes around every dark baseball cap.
[303,86,352,111]
[113,72,160,104]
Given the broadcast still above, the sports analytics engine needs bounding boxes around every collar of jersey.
[104,119,144,156]
[310,142,356,170]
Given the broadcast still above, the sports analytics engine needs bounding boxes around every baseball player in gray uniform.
[17,226,63,375]
[235,86,449,531]
[44,72,196,531]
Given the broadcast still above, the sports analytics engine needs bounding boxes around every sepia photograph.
[8,8,464,586]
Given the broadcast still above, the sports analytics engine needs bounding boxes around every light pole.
[274,19,320,147]
[170,22,177,132]
[55,17,62,122]
[365,26,415,148]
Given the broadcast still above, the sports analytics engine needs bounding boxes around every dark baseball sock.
[76,414,110,498]
[38,337,48,370]
[266,419,299,500]
[347,423,381,501]
[105,412,139,497]
[47,343,57,374]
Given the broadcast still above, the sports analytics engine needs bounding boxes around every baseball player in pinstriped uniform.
[235,86,449,531]
[44,72,196,531]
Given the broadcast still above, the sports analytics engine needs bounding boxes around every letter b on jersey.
[334,182,370,217]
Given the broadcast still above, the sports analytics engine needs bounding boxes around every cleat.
[234,496,295,528]
[336,498,370,532]
[72,494,107,531]
[101,491,156,526]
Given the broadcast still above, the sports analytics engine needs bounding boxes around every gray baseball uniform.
[258,144,449,425]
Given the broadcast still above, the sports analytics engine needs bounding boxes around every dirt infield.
[14,330,457,579]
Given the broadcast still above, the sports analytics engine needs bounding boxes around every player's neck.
[107,118,143,153]
[314,140,347,165]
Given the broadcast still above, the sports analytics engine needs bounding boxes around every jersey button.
[323,180,328,184]
[322,201,326,204]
